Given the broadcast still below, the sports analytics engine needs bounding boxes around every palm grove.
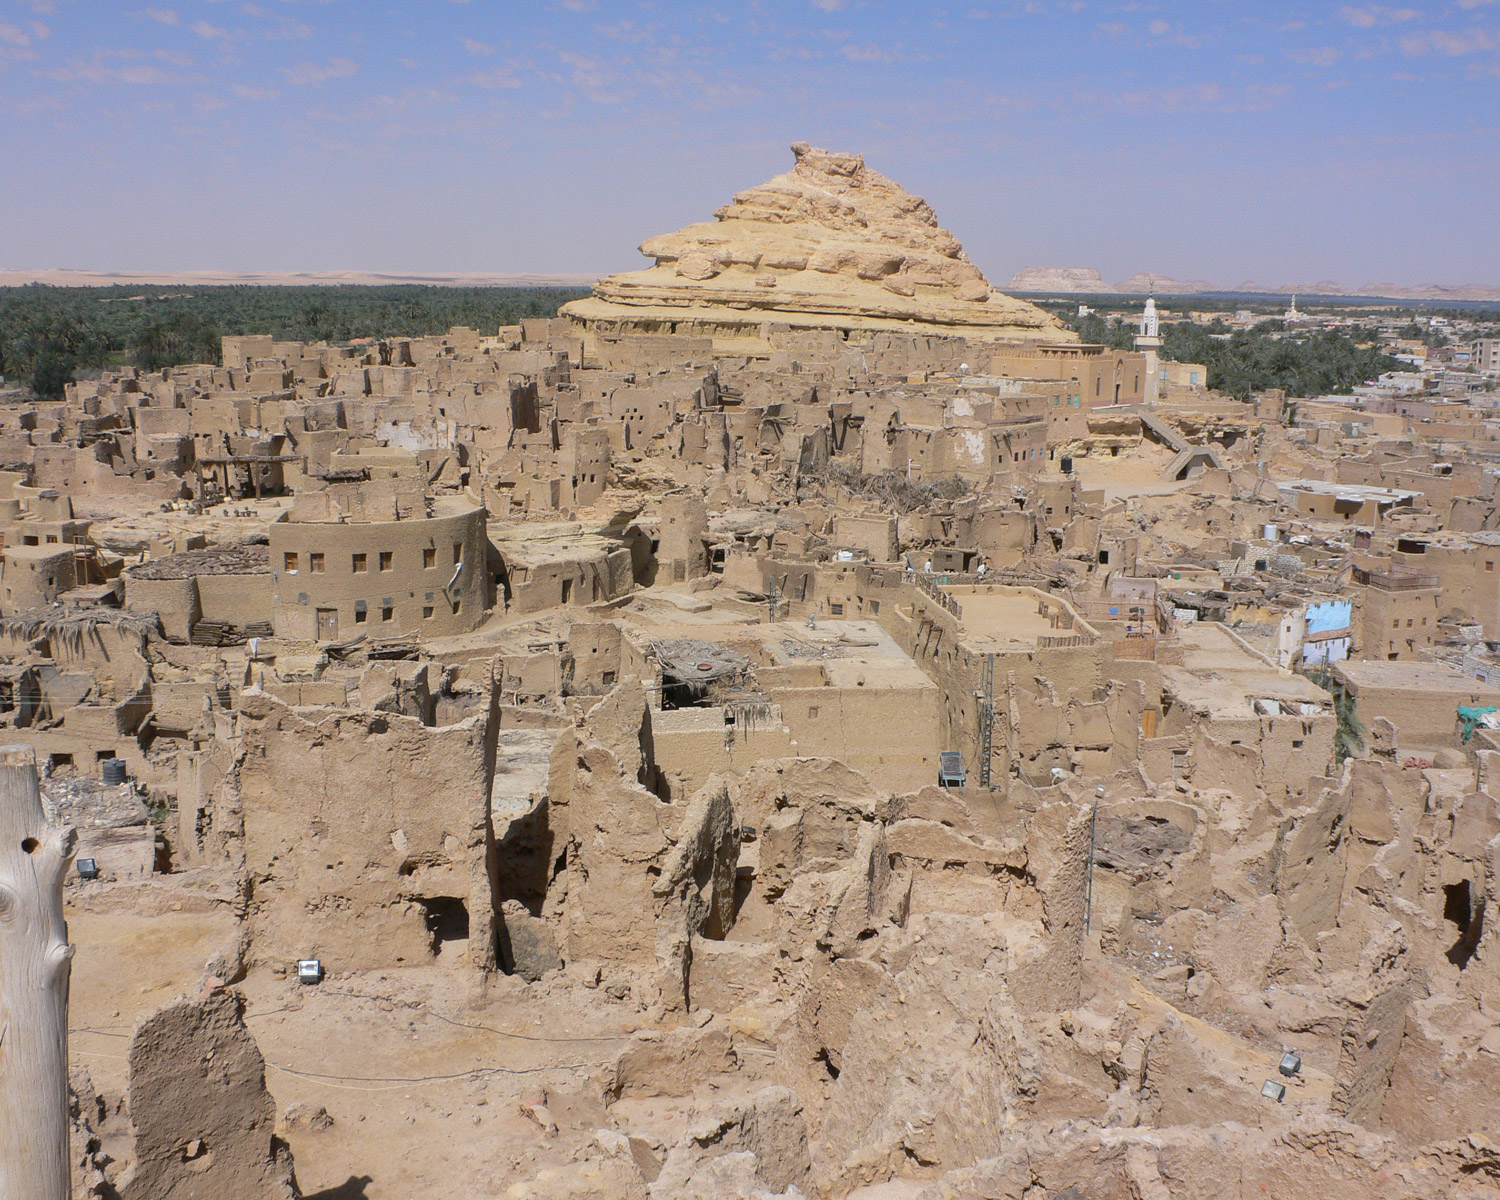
[0,285,592,400]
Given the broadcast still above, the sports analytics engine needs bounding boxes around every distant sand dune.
[1006,265,1500,302]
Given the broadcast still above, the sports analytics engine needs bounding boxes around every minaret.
[1135,293,1162,406]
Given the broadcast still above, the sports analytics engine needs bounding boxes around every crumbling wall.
[118,989,298,1200]
[557,717,741,1007]
[236,692,501,973]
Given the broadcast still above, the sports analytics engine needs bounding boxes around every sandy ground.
[65,885,651,1199]
[947,589,1065,643]
[1065,445,1195,502]
[69,905,238,1094]
[1176,621,1282,673]
[236,967,641,1198]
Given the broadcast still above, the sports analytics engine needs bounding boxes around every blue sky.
[0,1,1496,286]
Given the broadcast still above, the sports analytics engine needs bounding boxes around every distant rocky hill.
[562,142,1068,353]
[1006,265,1500,301]
[1005,267,1111,293]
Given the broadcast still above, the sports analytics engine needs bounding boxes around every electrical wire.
[73,987,637,1091]
[308,989,631,1045]
[264,1058,606,1090]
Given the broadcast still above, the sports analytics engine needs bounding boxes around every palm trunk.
[0,747,76,1200]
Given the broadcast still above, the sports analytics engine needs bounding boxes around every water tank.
[1060,456,1073,475]
[1263,524,1279,542]
[101,758,127,786]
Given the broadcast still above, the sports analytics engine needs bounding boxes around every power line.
[263,1058,606,1091]
[73,989,633,1093]
[309,990,629,1045]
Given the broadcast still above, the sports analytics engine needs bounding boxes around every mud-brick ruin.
[8,145,1500,1198]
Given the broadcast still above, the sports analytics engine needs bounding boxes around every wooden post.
[0,745,76,1200]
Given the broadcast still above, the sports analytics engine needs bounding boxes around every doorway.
[316,608,339,640]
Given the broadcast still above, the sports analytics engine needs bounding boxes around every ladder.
[978,652,995,790]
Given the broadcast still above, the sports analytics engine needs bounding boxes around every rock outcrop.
[563,142,1068,354]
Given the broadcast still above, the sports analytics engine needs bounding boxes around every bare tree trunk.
[0,746,76,1200]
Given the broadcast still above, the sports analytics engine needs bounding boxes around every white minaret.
[1135,294,1162,406]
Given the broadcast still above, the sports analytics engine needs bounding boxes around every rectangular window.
[423,548,436,568]
[830,602,844,616]
[309,552,325,573]
[869,600,880,615]
[422,605,434,619]
[284,552,298,572]
[381,605,393,622]
[453,600,461,614]
[453,542,463,565]
[1488,561,1494,573]
[354,608,367,623]
[379,551,393,572]
[352,553,367,573]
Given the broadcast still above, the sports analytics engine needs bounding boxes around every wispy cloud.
[141,7,178,26]
[841,41,902,62]
[1089,80,1291,115]
[597,19,659,44]
[192,20,228,40]
[468,65,522,88]
[0,17,47,58]
[37,46,202,84]
[1287,45,1342,67]
[557,49,623,103]
[284,57,357,85]
[1339,5,1422,27]
[1401,26,1500,53]
[462,37,494,55]
[1105,17,1203,48]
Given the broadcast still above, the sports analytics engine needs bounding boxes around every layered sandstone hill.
[562,142,1069,354]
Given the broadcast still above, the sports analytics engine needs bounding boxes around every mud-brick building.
[0,544,83,612]
[268,496,490,642]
